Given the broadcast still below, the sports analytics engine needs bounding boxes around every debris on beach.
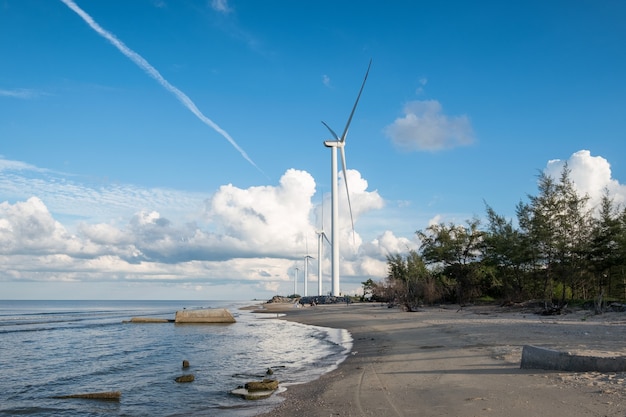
[231,379,279,400]
[53,391,121,401]
[175,374,195,383]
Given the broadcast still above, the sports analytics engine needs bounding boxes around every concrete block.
[521,345,626,372]
[174,308,236,323]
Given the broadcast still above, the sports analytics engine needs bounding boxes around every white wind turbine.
[316,229,331,296]
[321,60,371,297]
[316,199,331,296]
[294,267,299,296]
[303,254,314,297]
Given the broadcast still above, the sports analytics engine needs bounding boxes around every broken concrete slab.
[174,308,236,323]
[521,345,626,372]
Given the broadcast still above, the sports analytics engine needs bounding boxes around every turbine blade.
[340,146,356,246]
[321,121,340,140]
[340,59,372,143]
[321,195,326,230]
[322,232,332,246]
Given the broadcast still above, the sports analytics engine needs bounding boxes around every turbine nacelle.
[323,140,344,148]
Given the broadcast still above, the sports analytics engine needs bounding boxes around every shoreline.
[253,302,626,417]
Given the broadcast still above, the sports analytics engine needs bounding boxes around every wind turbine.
[316,199,331,296]
[294,267,299,296]
[321,60,371,296]
[303,254,314,297]
[316,229,331,296]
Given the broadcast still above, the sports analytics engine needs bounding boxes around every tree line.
[368,165,626,309]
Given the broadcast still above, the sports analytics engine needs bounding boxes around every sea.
[0,300,352,417]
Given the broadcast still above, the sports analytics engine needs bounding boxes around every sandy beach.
[254,302,626,417]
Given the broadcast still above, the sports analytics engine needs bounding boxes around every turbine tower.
[316,230,331,296]
[294,267,299,296]
[303,255,314,297]
[316,198,331,296]
[321,60,371,296]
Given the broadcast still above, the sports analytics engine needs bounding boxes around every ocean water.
[0,300,352,417]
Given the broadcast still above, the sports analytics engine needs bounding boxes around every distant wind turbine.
[294,267,299,296]
[303,254,314,297]
[321,60,371,297]
[316,199,331,296]
[316,229,331,296]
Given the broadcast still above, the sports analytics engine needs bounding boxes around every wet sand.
[254,302,626,417]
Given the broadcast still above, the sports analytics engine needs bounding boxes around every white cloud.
[322,74,331,88]
[0,157,206,226]
[0,197,80,255]
[211,0,232,13]
[415,77,428,95]
[0,157,44,172]
[361,230,417,258]
[208,168,316,254]
[0,88,41,99]
[384,100,474,151]
[0,160,399,297]
[544,150,626,211]
[428,214,442,227]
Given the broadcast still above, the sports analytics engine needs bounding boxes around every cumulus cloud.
[209,169,316,250]
[360,230,417,259]
[0,197,77,255]
[544,150,626,211]
[428,214,443,227]
[0,161,397,297]
[384,100,474,151]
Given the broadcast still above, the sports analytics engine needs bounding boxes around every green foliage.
[552,282,573,300]
[385,163,626,305]
[417,218,485,304]
[361,278,376,300]
[383,250,442,308]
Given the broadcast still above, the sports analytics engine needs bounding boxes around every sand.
[253,302,626,417]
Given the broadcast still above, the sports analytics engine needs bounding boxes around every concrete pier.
[174,308,236,323]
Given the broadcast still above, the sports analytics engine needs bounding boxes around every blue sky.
[1,0,625,300]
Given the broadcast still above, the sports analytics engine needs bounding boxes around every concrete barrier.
[521,345,626,372]
[174,308,236,323]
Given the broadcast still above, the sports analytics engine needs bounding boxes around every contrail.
[59,0,264,175]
